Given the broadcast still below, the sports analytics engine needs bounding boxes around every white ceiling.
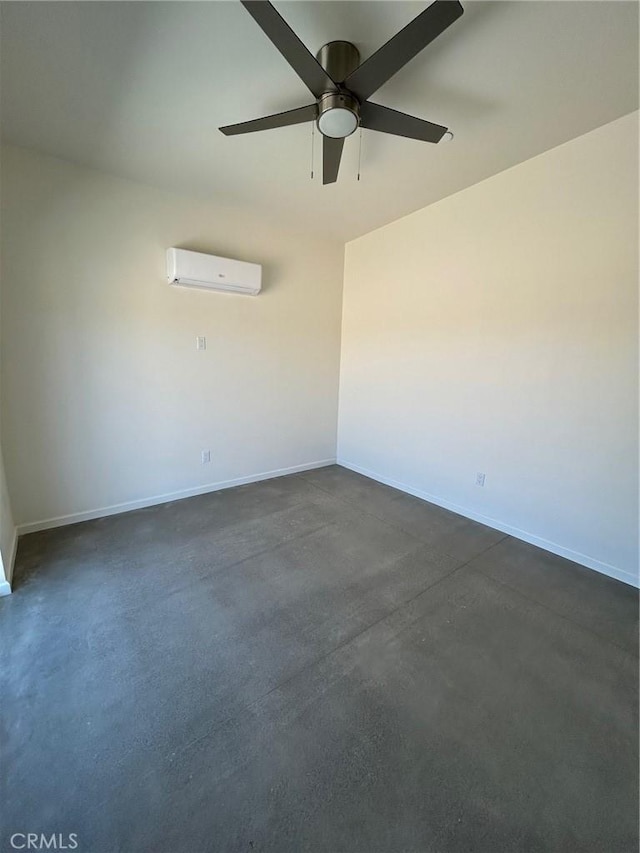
[1,1,638,241]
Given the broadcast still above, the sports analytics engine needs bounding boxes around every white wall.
[1,146,344,529]
[0,449,16,593]
[338,112,639,585]
[0,214,17,591]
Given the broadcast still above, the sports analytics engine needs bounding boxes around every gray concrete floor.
[1,465,638,853]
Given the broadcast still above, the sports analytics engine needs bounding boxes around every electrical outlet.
[196,336,206,351]
[201,450,211,464]
[476,472,486,487]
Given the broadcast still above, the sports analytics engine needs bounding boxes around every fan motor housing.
[316,40,361,83]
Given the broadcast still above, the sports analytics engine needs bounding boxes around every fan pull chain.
[310,121,315,180]
[357,127,363,181]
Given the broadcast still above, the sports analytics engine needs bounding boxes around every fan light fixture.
[317,92,360,139]
[318,108,358,139]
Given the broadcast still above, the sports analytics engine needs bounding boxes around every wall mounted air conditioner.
[167,248,262,296]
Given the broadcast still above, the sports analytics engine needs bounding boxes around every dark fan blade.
[220,104,317,135]
[241,1,336,98]
[323,136,344,185]
[344,0,463,102]
[360,101,447,143]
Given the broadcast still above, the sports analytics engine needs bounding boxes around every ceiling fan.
[220,0,464,185]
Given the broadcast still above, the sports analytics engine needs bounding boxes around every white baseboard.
[16,459,336,536]
[338,459,639,589]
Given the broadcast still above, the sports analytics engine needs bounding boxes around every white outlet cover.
[476,473,486,486]
[201,450,211,464]
[196,336,206,350]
